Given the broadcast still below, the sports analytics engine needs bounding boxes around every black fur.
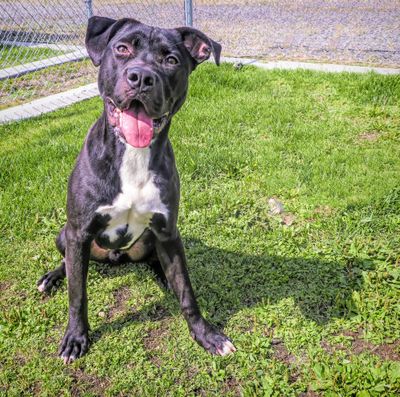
[37,17,235,363]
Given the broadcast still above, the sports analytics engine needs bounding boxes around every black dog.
[37,16,236,363]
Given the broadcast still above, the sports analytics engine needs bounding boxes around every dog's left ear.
[176,27,222,66]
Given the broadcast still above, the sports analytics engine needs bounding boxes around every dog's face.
[85,17,221,148]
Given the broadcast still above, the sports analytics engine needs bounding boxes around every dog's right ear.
[86,16,130,66]
[86,16,141,66]
[86,16,117,66]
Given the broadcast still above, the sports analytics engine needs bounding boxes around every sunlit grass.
[0,64,399,396]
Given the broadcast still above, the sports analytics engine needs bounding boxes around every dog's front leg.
[59,226,90,364]
[155,233,236,356]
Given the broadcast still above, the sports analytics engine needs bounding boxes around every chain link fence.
[0,0,186,114]
[0,0,399,119]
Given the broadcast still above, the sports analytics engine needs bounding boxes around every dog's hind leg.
[123,231,168,287]
[56,225,67,257]
[37,226,67,294]
[90,240,111,262]
[37,260,66,293]
[146,251,169,289]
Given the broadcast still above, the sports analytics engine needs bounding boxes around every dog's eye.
[165,55,178,65]
[115,45,130,55]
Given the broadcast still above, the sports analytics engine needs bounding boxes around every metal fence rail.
[0,0,399,119]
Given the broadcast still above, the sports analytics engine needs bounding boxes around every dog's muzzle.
[106,98,169,148]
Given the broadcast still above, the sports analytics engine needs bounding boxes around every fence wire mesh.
[0,0,185,114]
[0,0,399,118]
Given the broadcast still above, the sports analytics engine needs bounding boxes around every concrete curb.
[0,83,98,124]
[222,57,400,75]
[0,41,85,52]
[0,49,88,80]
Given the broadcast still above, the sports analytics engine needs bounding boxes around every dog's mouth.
[106,98,169,148]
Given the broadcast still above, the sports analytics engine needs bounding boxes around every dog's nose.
[127,67,154,91]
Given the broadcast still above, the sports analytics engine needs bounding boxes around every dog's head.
[85,16,221,148]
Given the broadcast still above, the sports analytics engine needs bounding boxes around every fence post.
[84,0,94,19]
[184,0,193,26]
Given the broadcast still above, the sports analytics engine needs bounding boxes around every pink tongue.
[120,108,153,148]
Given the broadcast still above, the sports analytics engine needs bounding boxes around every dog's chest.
[95,145,167,249]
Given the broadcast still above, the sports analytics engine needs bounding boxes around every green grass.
[1,64,399,396]
[0,59,95,110]
[0,44,64,68]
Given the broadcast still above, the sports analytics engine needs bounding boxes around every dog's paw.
[59,327,89,364]
[37,266,65,294]
[190,319,236,356]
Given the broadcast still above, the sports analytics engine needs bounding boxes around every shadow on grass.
[89,238,374,343]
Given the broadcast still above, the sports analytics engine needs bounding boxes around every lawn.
[0,44,64,69]
[0,59,95,110]
[0,64,399,396]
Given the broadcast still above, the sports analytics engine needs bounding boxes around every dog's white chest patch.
[96,145,168,249]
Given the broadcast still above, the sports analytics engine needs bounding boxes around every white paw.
[37,280,47,293]
[217,340,236,356]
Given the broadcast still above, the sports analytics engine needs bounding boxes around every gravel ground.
[1,0,399,66]
[194,0,400,67]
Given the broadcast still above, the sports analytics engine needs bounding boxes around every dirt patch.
[313,205,335,217]
[281,213,296,226]
[25,382,41,396]
[320,339,345,354]
[143,323,170,351]
[357,132,380,142]
[342,330,400,361]
[107,286,131,319]
[222,376,241,396]
[305,217,317,223]
[271,339,297,365]
[375,341,400,361]
[271,338,306,384]
[143,319,171,367]
[13,353,27,366]
[352,338,400,361]
[0,281,11,292]
[299,391,321,397]
[68,368,110,397]
[192,388,207,397]
[235,318,256,334]
[321,331,400,361]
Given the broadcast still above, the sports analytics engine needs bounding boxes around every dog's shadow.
[91,237,373,341]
